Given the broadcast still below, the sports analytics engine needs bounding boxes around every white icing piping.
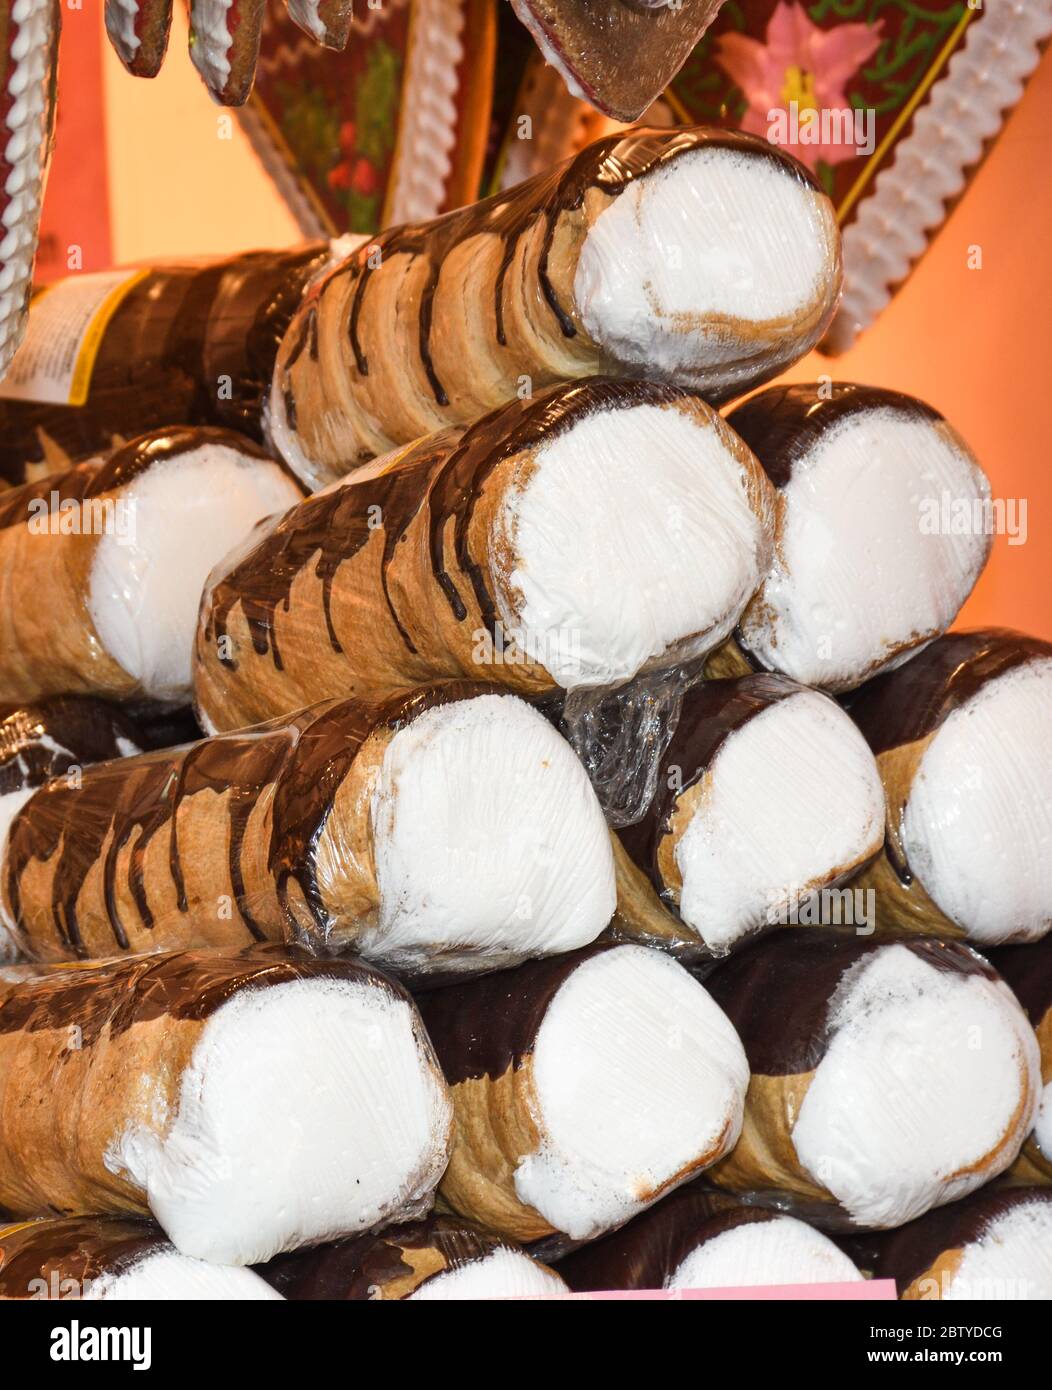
[104,0,143,64]
[826,0,1052,351]
[386,0,464,224]
[0,0,57,376]
[188,0,236,95]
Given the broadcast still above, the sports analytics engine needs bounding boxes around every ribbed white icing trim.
[826,0,1052,351]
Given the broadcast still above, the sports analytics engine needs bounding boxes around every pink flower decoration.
[716,2,882,170]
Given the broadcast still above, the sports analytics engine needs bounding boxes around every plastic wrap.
[269,125,841,485]
[0,245,326,486]
[0,427,302,708]
[414,941,748,1246]
[610,673,885,955]
[258,1215,567,1300]
[702,929,1040,1233]
[0,680,617,973]
[0,1216,282,1300]
[195,377,776,746]
[846,630,1052,947]
[0,945,453,1265]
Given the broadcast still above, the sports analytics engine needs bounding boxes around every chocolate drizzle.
[0,696,140,797]
[206,377,689,682]
[5,682,505,958]
[0,944,404,1047]
[291,127,811,424]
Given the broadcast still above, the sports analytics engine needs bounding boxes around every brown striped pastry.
[268,127,841,486]
[259,1215,567,1300]
[195,378,775,735]
[104,0,172,76]
[703,930,1039,1231]
[1,696,142,961]
[706,384,992,693]
[0,428,302,708]
[414,941,748,1245]
[0,946,453,1265]
[510,0,725,122]
[987,940,1052,1183]
[0,0,60,377]
[847,630,1052,947]
[0,246,326,487]
[1,682,616,972]
[612,674,885,959]
[559,1183,863,1292]
[0,1216,282,1299]
[850,1187,1052,1300]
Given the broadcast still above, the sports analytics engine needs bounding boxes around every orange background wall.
[51,6,1052,637]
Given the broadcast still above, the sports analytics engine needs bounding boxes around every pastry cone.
[0,245,327,486]
[0,1216,282,1299]
[414,941,748,1245]
[510,0,725,122]
[0,946,453,1264]
[2,682,615,970]
[852,1187,1052,1301]
[987,940,1052,1183]
[259,1215,567,1300]
[559,1183,863,1292]
[188,0,265,106]
[847,629,1052,947]
[0,427,302,707]
[613,674,885,958]
[105,0,172,76]
[703,930,1040,1231]
[1,695,141,960]
[196,378,775,733]
[714,383,992,693]
[0,0,59,376]
[269,126,841,485]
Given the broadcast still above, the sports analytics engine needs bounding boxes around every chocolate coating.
[0,247,325,484]
[618,673,804,903]
[848,1186,1052,1295]
[702,929,999,1078]
[986,938,1052,1029]
[0,696,140,797]
[0,1216,164,1298]
[259,1215,529,1300]
[558,1183,767,1290]
[845,628,1052,758]
[414,941,622,1087]
[727,382,943,491]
